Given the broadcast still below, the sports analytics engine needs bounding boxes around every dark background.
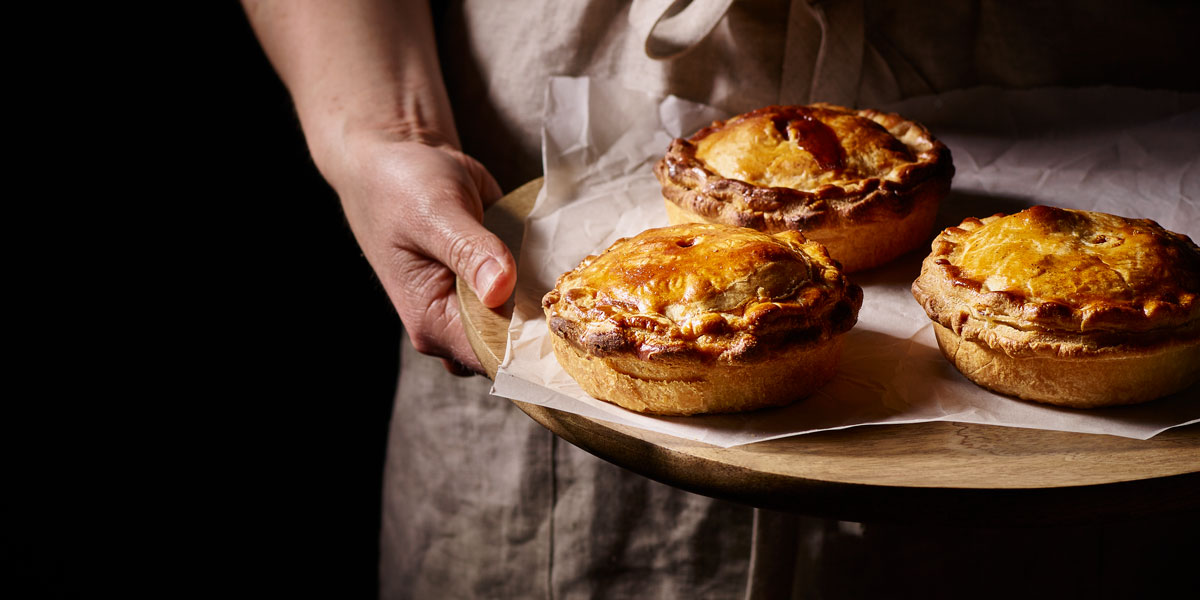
[11,3,400,598]
[9,2,1198,598]
[197,5,402,596]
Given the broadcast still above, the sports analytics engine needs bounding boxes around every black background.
[11,3,400,597]
[9,2,1199,598]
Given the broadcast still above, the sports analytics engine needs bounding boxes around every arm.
[242,0,515,374]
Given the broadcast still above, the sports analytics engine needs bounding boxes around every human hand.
[328,132,515,375]
[243,0,512,374]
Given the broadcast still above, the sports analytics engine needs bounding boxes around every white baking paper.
[493,76,1200,447]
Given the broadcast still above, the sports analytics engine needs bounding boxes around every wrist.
[303,109,457,190]
[245,0,460,185]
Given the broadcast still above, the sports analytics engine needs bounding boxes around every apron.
[383,1,1198,598]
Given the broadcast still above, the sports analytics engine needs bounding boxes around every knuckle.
[441,232,485,274]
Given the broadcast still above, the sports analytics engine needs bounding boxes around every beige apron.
[435,0,1190,191]
[383,1,1197,598]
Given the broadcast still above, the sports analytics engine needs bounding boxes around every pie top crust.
[912,206,1200,356]
[654,103,954,230]
[542,223,863,363]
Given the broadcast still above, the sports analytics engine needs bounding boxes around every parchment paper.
[492,76,1200,448]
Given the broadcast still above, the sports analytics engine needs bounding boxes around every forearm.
[242,0,512,372]
[241,0,459,173]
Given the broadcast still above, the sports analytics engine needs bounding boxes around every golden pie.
[654,103,954,272]
[542,223,863,415]
[911,206,1200,407]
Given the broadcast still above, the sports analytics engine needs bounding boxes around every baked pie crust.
[654,103,954,272]
[542,223,863,415]
[911,206,1200,407]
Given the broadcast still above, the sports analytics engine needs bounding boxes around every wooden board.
[457,178,1200,526]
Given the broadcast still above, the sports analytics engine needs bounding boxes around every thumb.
[416,188,516,308]
[460,230,516,308]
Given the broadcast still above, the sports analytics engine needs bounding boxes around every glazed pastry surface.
[543,223,862,362]
[694,104,917,190]
[653,103,954,252]
[914,206,1200,348]
[912,206,1200,406]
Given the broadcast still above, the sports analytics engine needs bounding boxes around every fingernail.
[475,258,503,298]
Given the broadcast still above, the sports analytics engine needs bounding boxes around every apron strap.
[630,0,737,60]
[780,0,866,106]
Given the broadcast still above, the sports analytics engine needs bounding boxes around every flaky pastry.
[912,206,1200,407]
[654,103,954,272]
[542,223,862,415]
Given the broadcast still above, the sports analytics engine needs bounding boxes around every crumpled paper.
[492,76,1200,448]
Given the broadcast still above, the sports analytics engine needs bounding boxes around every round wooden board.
[457,178,1200,526]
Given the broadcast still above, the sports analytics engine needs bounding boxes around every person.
[243,1,1198,597]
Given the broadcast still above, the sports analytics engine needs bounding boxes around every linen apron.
[382,2,1198,598]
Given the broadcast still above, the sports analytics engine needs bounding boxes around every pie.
[911,206,1200,407]
[542,223,863,415]
[654,103,954,272]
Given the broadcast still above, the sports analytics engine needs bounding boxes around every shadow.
[645,327,917,442]
[1034,381,1200,430]
[884,86,1200,138]
[435,4,542,192]
[934,189,1038,231]
[849,247,926,288]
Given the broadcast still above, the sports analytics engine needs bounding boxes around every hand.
[329,131,515,375]
[242,0,507,374]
